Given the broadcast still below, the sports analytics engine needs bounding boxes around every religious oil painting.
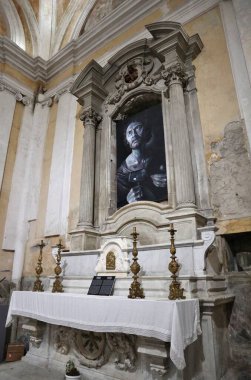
[116,103,167,208]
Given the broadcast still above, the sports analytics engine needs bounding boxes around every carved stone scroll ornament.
[73,331,108,368]
[106,57,154,105]
[54,326,71,355]
[106,333,136,371]
[80,107,102,127]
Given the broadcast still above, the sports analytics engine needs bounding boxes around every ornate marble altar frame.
[70,21,212,252]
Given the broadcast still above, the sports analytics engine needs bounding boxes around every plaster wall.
[184,6,240,156]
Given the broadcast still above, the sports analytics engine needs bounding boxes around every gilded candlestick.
[52,240,64,293]
[168,223,185,300]
[33,240,45,292]
[128,227,144,299]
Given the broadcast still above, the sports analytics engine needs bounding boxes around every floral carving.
[54,326,71,354]
[106,333,136,371]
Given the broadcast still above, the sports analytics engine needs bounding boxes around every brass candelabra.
[52,240,64,293]
[33,240,45,292]
[168,223,185,300]
[128,227,145,299]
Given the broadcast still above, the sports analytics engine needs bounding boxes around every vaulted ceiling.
[0,0,126,60]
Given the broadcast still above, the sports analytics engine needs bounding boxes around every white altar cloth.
[6,291,201,370]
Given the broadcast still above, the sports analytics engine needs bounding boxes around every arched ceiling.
[0,0,126,60]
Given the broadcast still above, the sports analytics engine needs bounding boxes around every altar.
[2,20,236,380]
[6,291,201,372]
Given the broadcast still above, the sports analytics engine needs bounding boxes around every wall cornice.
[0,0,220,89]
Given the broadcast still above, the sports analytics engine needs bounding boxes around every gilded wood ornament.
[168,224,185,300]
[52,240,64,293]
[106,251,116,270]
[128,227,144,299]
[33,240,45,292]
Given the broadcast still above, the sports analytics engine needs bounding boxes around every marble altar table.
[6,291,201,370]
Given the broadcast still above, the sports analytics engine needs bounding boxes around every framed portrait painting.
[116,103,168,208]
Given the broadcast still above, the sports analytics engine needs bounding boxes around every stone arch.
[0,0,25,50]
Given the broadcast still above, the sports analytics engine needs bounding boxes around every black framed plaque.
[87,276,116,296]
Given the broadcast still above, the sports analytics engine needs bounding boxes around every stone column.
[79,108,102,226]
[165,64,196,209]
[185,66,211,214]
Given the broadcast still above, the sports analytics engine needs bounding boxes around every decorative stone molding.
[0,0,219,82]
[0,77,33,99]
[106,333,136,371]
[0,85,33,105]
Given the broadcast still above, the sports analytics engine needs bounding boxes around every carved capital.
[15,92,32,106]
[162,64,187,88]
[80,108,102,127]
[15,92,23,102]
[22,96,31,106]
[41,97,53,108]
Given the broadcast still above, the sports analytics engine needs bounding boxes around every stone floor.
[0,361,64,380]
[1,360,251,380]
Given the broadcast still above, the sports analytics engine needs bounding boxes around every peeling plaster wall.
[209,121,251,220]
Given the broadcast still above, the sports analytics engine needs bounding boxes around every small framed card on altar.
[87,276,116,296]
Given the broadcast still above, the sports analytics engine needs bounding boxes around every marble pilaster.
[45,92,77,236]
[0,89,16,190]
[3,102,32,251]
[78,107,101,226]
[27,100,50,221]
[6,102,33,286]
[166,65,196,209]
